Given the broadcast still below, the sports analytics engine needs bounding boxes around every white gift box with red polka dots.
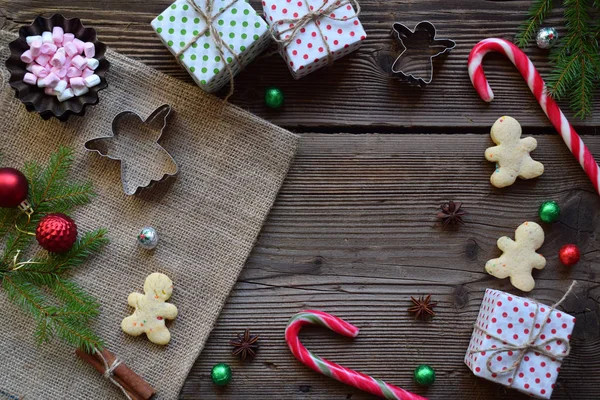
[465,289,575,399]
[262,0,366,79]
[152,0,271,92]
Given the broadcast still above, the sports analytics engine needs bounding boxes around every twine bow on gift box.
[176,0,243,99]
[469,282,577,387]
[269,0,361,65]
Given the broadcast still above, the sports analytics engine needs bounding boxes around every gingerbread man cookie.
[485,116,544,188]
[121,272,178,345]
[485,221,546,292]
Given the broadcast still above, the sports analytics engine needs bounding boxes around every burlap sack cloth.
[0,30,298,399]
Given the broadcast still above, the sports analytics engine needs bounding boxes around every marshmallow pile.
[21,27,101,102]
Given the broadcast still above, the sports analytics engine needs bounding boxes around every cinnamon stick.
[76,348,155,400]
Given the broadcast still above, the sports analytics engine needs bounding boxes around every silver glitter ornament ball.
[536,27,559,49]
[137,227,159,249]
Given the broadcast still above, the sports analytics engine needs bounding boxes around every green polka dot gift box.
[152,0,271,92]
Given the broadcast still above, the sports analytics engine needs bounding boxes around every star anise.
[408,295,438,320]
[437,201,466,226]
[230,329,259,361]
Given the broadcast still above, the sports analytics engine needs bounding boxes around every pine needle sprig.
[0,147,108,352]
[516,0,600,119]
[515,0,555,48]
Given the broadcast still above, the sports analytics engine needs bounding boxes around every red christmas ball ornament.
[36,213,78,253]
[0,167,28,208]
[559,244,581,267]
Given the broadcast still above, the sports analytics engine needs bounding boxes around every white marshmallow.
[53,79,68,94]
[58,88,75,102]
[72,85,89,96]
[26,35,43,45]
[42,31,53,44]
[84,74,101,88]
[86,58,99,70]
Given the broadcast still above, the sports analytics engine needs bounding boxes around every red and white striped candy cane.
[468,38,600,195]
[285,310,427,400]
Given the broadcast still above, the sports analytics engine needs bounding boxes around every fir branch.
[34,146,74,205]
[0,148,108,352]
[43,181,95,212]
[40,229,109,274]
[515,0,555,48]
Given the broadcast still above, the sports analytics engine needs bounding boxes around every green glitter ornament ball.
[265,87,284,109]
[539,200,560,223]
[414,364,435,386]
[211,363,232,386]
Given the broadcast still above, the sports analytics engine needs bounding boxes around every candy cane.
[285,310,427,400]
[468,38,600,195]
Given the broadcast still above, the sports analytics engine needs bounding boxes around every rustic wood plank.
[181,133,600,399]
[2,1,599,129]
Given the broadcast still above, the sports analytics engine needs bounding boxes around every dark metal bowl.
[5,14,109,121]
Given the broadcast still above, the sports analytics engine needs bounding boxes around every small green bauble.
[414,364,435,386]
[265,87,284,109]
[539,200,560,223]
[211,363,232,386]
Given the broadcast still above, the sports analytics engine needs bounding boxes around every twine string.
[176,0,243,100]
[469,281,577,387]
[95,348,132,400]
[269,0,361,66]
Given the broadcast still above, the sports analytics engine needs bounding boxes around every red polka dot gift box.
[262,0,366,79]
[152,0,271,92]
[465,289,575,399]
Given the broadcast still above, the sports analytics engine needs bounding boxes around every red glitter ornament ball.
[0,167,28,208]
[36,213,78,253]
[559,244,581,267]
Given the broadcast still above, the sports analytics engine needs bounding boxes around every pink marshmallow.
[81,68,94,78]
[71,55,87,70]
[37,72,59,88]
[29,64,49,78]
[44,63,52,71]
[69,77,85,89]
[52,26,64,44]
[30,39,42,57]
[83,42,95,58]
[62,33,75,44]
[25,63,34,72]
[73,38,85,53]
[52,66,68,78]
[20,50,34,64]
[64,42,79,57]
[23,73,37,85]
[51,48,66,68]
[35,54,51,66]
[41,43,57,55]
[66,67,82,78]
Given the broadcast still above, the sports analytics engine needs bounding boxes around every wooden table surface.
[2,1,600,399]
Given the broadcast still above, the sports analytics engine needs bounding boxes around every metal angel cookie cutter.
[85,104,178,195]
[391,21,456,87]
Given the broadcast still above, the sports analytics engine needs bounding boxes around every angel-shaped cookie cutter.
[85,105,178,195]
[391,21,456,87]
